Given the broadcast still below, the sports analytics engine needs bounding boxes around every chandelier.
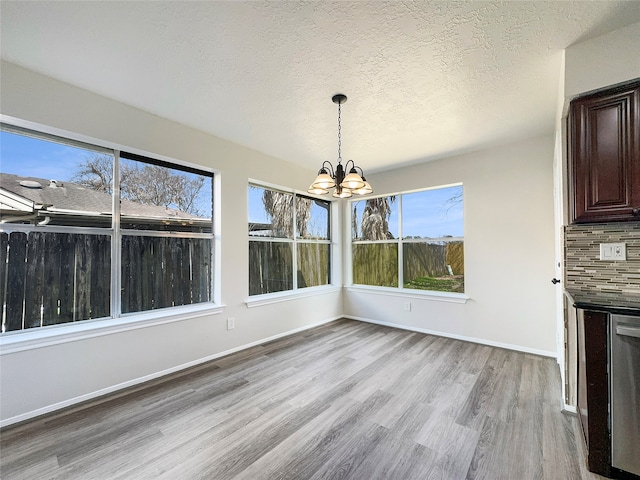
[308,94,373,198]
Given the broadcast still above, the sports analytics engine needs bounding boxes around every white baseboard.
[0,316,342,429]
[345,315,557,358]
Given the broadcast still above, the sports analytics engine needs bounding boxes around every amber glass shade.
[311,171,335,189]
[307,185,329,195]
[353,180,373,195]
[340,171,365,189]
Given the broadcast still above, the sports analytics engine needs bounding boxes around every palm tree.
[359,196,396,240]
[261,190,312,237]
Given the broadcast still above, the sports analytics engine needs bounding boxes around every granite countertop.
[566,289,640,316]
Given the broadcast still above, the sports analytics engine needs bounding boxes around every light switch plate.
[599,243,626,261]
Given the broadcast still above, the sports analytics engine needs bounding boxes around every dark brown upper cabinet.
[569,79,640,224]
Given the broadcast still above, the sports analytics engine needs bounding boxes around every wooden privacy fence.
[297,243,329,288]
[352,243,399,287]
[249,242,293,295]
[1,231,111,331]
[121,236,211,313]
[248,241,329,295]
[444,242,464,275]
[352,241,464,288]
[0,231,211,332]
[405,241,464,279]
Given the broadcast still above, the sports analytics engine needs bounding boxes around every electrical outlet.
[404,302,411,312]
[599,243,626,261]
[227,317,235,330]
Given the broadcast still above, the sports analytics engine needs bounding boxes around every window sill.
[0,303,225,355]
[346,285,469,304]
[245,285,342,308]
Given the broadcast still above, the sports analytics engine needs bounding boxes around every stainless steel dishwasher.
[610,314,640,477]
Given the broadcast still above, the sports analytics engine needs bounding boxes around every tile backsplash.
[564,222,640,296]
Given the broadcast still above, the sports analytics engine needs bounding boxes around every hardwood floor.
[0,319,606,479]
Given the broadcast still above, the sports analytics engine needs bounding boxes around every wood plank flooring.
[0,319,606,479]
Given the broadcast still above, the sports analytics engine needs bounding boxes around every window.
[248,184,330,296]
[351,185,464,293]
[118,152,213,314]
[0,124,214,333]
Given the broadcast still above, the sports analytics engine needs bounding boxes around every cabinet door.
[577,308,589,445]
[570,80,640,223]
[576,309,611,476]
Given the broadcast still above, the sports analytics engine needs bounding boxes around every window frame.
[347,184,468,302]
[246,181,337,304]
[117,151,215,315]
[0,117,222,349]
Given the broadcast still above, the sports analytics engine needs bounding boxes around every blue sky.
[352,185,463,239]
[248,185,272,224]
[1,130,94,181]
[1,130,213,216]
[401,186,463,238]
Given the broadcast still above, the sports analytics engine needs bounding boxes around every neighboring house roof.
[0,173,210,228]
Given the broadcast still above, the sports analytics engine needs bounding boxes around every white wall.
[0,62,343,426]
[565,21,640,98]
[344,135,557,356]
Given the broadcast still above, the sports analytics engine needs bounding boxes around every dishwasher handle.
[616,324,640,339]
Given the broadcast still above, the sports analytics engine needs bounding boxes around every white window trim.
[0,303,225,355]
[346,285,468,303]
[245,285,341,308]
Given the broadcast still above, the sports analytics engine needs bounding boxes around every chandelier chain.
[337,103,342,163]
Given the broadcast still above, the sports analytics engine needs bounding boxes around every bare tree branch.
[73,156,207,216]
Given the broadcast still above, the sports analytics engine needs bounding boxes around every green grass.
[404,276,464,293]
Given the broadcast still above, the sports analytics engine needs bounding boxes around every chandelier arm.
[321,160,336,177]
[344,159,356,172]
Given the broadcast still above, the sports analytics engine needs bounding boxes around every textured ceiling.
[1,1,640,174]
